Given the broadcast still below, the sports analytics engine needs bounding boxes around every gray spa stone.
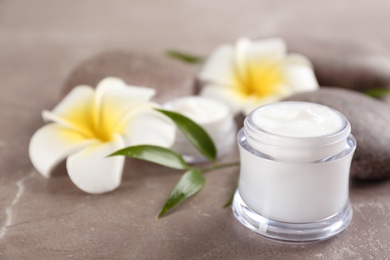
[284,36,390,93]
[285,88,390,180]
[62,51,196,103]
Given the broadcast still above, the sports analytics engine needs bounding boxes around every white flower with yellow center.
[29,77,175,194]
[198,38,319,115]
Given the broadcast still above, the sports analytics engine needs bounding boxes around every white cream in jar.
[164,96,236,162]
[233,101,356,242]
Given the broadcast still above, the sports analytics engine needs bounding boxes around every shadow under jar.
[233,101,356,243]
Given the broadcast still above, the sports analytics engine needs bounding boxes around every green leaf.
[158,168,205,218]
[165,50,203,64]
[156,109,217,162]
[223,187,237,208]
[108,145,189,170]
[364,88,390,98]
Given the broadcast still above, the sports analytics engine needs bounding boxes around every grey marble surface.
[1,0,390,259]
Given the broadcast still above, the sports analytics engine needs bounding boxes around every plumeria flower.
[198,38,319,115]
[29,77,175,194]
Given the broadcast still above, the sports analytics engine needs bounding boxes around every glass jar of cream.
[233,101,356,243]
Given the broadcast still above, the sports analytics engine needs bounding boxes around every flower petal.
[42,86,96,138]
[29,124,96,178]
[283,54,319,92]
[235,38,286,82]
[95,77,156,138]
[285,53,313,66]
[200,84,245,115]
[121,108,176,147]
[197,45,237,87]
[244,38,286,60]
[67,135,125,194]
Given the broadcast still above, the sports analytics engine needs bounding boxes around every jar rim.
[244,101,351,148]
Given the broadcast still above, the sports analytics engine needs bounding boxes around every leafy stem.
[200,161,240,174]
[156,161,239,218]
[155,109,217,163]
[165,50,204,64]
[364,88,390,98]
[109,109,239,218]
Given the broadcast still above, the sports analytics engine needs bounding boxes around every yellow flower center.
[64,101,124,143]
[237,59,284,98]
[89,123,115,143]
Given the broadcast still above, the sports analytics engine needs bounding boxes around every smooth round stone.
[62,51,196,102]
[285,88,390,180]
[283,35,390,93]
